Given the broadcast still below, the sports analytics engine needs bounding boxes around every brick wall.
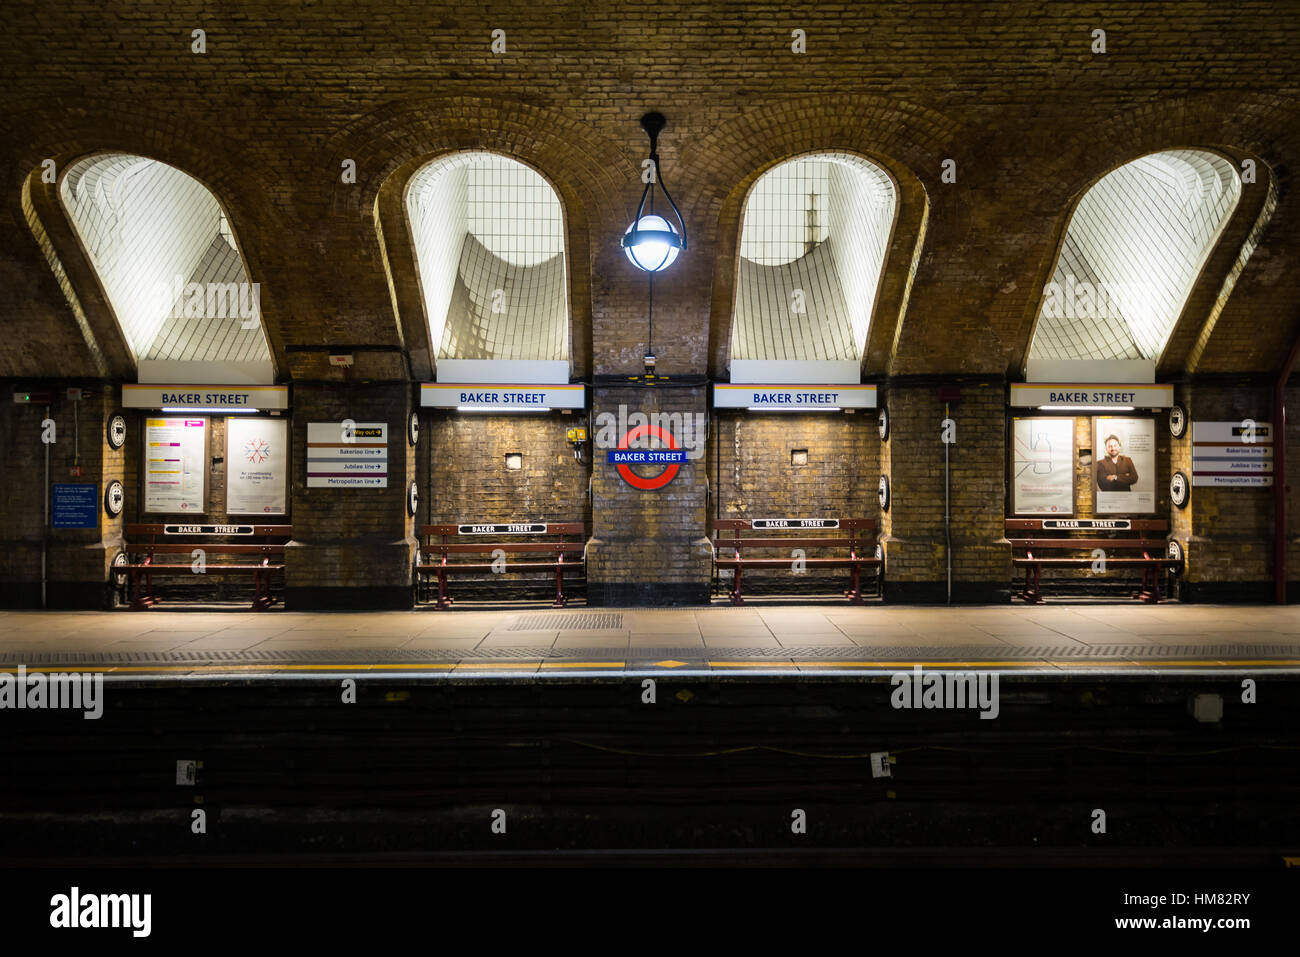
[587,383,711,604]
[1,3,1299,606]
[711,410,880,595]
[881,378,1010,602]
[284,381,415,609]
[420,410,591,601]
[1174,379,1276,600]
[0,384,124,607]
[4,3,1298,385]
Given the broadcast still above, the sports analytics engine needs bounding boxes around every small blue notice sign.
[52,483,99,529]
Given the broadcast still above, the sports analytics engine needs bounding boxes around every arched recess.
[726,151,900,380]
[400,151,571,377]
[687,96,948,380]
[1003,92,1297,377]
[1023,148,1264,377]
[8,102,289,380]
[52,152,274,383]
[333,97,633,382]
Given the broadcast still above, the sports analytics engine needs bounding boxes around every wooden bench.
[113,524,291,611]
[416,522,586,610]
[1007,518,1182,604]
[710,518,882,606]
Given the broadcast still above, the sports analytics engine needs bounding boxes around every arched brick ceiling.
[0,6,1297,381]
[731,153,896,365]
[60,154,273,372]
[407,152,569,363]
[1029,150,1241,363]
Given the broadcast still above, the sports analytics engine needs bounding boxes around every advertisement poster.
[306,422,388,488]
[226,417,289,515]
[1092,416,1156,514]
[144,416,208,513]
[1011,417,1074,515]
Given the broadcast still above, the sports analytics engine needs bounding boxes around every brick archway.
[999,92,1300,377]
[8,104,287,379]
[679,95,956,379]
[330,96,636,381]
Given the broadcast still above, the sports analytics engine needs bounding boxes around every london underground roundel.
[616,423,681,491]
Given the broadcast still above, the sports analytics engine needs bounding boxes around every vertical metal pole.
[42,403,50,609]
[945,401,952,605]
[1273,324,1300,603]
[1275,382,1286,604]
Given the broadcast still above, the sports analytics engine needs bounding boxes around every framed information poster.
[1092,416,1156,514]
[143,416,208,513]
[226,416,289,515]
[1011,417,1074,515]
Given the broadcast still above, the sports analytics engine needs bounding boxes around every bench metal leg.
[251,565,277,611]
[1139,563,1162,603]
[729,562,744,605]
[845,559,864,605]
[553,557,568,608]
[129,570,147,611]
[1021,564,1043,604]
[130,567,159,610]
[250,569,265,611]
[434,562,453,610]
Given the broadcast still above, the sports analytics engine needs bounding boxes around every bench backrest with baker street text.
[416,522,587,609]
[709,518,881,605]
[1005,518,1181,603]
[116,524,292,610]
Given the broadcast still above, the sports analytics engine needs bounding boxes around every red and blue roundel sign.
[608,423,686,490]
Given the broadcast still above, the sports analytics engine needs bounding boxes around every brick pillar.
[0,381,124,609]
[585,382,711,605]
[1173,378,1274,602]
[879,376,1010,602]
[285,381,417,610]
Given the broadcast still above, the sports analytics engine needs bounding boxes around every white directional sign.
[1191,421,1273,487]
[307,422,388,488]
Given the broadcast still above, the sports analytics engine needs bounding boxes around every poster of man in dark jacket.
[1095,434,1138,491]
[1093,417,1156,514]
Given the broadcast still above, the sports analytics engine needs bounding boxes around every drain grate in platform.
[3,643,1298,667]
[508,613,624,632]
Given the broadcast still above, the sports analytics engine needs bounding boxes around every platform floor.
[1,603,1298,676]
